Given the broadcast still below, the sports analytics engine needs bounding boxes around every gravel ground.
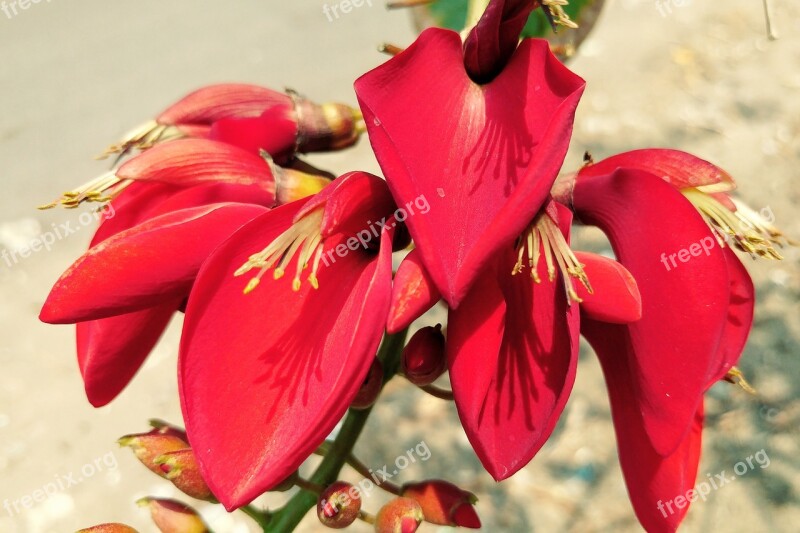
[0,1,797,532]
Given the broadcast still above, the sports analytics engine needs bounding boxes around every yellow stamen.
[38,171,132,210]
[512,210,591,305]
[682,188,788,259]
[543,0,579,29]
[95,120,185,160]
[235,208,325,293]
[724,366,757,395]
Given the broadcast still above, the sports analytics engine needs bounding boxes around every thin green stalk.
[264,330,408,531]
[240,504,271,530]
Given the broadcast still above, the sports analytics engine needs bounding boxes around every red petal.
[573,169,728,455]
[77,304,178,407]
[117,139,275,195]
[179,204,394,509]
[574,252,642,324]
[40,203,267,323]
[157,84,292,125]
[387,249,441,334]
[355,28,584,307]
[447,252,579,480]
[209,108,297,161]
[579,149,735,193]
[463,0,538,82]
[582,320,703,533]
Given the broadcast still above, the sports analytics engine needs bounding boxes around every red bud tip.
[77,524,139,533]
[374,497,424,533]
[317,481,362,529]
[118,427,189,477]
[154,448,215,502]
[351,359,384,410]
[137,497,208,533]
[401,480,480,528]
[401,325,446,387]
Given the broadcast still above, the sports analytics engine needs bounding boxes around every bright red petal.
[77,303,178,407]
[573,169,728,456]
[41,203,267,323]
[355,28,584,307]
[574,252,642,324]
[157,84,292,125]
[179,204,394,509]
[582,321,703,533]
[387,249,441,334]
[447,252,579,480]
[209,108,297,161]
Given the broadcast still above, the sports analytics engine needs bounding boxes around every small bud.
[137,497,208,533]
[351,359,384,410]
[374,497,424,533]
[401,325,446,386]
[317,481,362,529]
[402,480,480,528]
[77,524,139,533]
[294,95,363,153]
[154,449,215,501]
[118,427,189,477]
[264,154,333,205]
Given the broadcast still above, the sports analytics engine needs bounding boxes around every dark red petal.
[296,171,396,238]
[463,0,539,83]
[707,246,754,385]
[579,149,735,193]
[179,204,394,509]
[356,29,584,307]
[40,203,267,323]
[387,249,441,334]
[77,303,178,407]
[582,321,703,533]
[574,252,642,324]
[447,253,579,480]
[209,107,298,161]
[157,84,292,125]
[573,169,728,456]
[117,139,275,195]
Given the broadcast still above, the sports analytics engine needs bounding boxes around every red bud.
[351,359,384,410]
[154,448,215,501]
[401,325,446,386]
[317,481,362,529]
[374,497,424,533]
[77,524,139,533]
[118,427,189,477]
[402,480,480,528]
[137,497,208,533]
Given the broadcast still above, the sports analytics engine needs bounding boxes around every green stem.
[265,330,408,532]
[240,505,270,530]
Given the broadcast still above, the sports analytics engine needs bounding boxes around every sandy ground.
[0,0,798,532]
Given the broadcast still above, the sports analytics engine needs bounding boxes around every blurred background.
[0,0,798,531]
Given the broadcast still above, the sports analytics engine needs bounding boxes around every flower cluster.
[41,1,790,532]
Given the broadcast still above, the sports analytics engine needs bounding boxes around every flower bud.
[374,497,424,533]
[401,325,446,386]
[317,481,361,529]
[118,427,189,477]
[77,524,139,533]
[154,448,215,502]
[137,497,208,533]
[351,359,384,410]
[401,480,480,528]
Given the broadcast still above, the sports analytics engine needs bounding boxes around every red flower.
[178,172,398,509]
[99,84,363,162]
[355,28,585,307]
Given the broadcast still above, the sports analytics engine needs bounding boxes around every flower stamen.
[724,366,757,395]
[95,120,185,160]
[38,171,131,210]
[542,0,579,29]
[513,211,591,305]
[235,209,325,294]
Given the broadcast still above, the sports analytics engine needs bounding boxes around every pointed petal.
[179,204,394,509]
[355,28,584,307]
[157,84,292,125]
[447,252,579,480]
[463,0,538,82]
[77,303,178,407]
[582,321,703,533]
[579,149,735,193]
[117,139,275,195]
[573,169,728,455]
[40,203,267,323]
[387,249,441,334]
[574,252,642,324]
